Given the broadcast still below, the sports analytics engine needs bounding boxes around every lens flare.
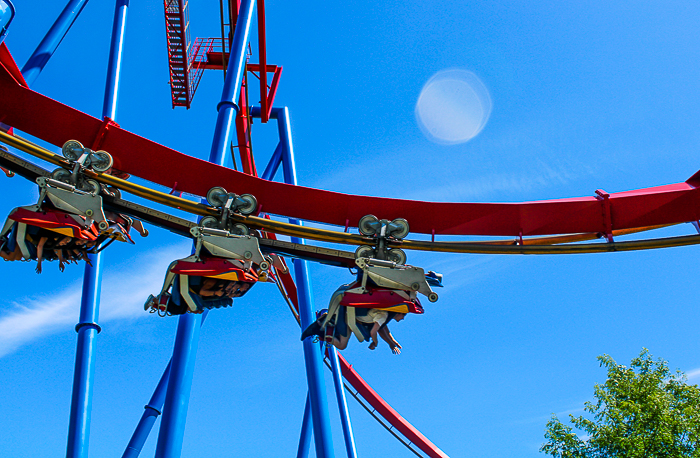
[415,69,492,145]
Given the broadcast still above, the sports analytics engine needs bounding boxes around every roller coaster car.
[145,255,260,315]
[0,206,99,262]
[145,225,270,315]
[315,258,442,343]
[0,202,137,266]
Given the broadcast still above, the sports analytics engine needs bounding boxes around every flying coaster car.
[315,256,441,343]
[300,215,442,343]
[144,188,270,315]
[0,141,145,268]
[0,205,100,263]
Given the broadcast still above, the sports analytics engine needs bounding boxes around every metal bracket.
[190,226,269,272]
[37,177,109,231]
[595,189,614,243]
[354,257,438,302]
[355,215,409,265]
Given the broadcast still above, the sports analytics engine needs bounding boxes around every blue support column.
[154,2,257,457]
[122,311,208,458]
[261,142,283,181]
[66,1,128,457]
[103,0,129,120]
[153,313,202,458]
[209,0,256,163]
[21,0,91,85]
[296,394,313,458]
[0,0,16,46]
[270,106,335,458]
[66,260,103,458]
[328,347,357,458]
[122,361,171,458]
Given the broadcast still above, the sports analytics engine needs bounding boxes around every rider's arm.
[378,326,401,354]
[370,322,381,346]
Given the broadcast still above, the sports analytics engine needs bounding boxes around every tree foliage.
[541,349,700,458]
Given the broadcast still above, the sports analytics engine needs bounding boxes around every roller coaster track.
[2,130,700,257]
[0,140,451,457]
[1,47,700,241]
[2,37,700,458]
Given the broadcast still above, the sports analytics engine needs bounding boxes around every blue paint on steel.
[103,0,129,121]
[329,346,358,458]
[122,361,171,458]
[21,0,90,85]
[154,313,202,458]
[209,0,256,166]
[296,393,313,458]
[252,105,336,456]
[261,142,283,181]
[67,2,129,455]
[122,311,207,458]
[155,3,257,457]
[295,259,335,458]
[0,0,15,45]
[66,253,103,458]
[265,105,334,457]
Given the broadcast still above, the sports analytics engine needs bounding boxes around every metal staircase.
[164,0,206,109]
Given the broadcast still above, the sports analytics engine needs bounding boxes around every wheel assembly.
[237,194,257,215]
[386,248,406,265]
[61,140,83,161]
[200,216,220,229]
[91,150,113,173]
[388,218,410,239]
[355,245,374,259]
[358,214,379,236]
[206,186,228,207]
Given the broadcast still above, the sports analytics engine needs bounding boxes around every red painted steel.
[234,69,258,175]
[1,47,699,237]
[0,43,25,87]
[164,0,191,108]
[257,0,268,122]
[335,352,450,458]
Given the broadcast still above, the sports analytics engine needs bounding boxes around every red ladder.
[164,0,205,109]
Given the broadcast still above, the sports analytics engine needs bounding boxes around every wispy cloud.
[514,404,587,426]
[403,160,580,202]
[686,367,700,381]
[0,242,189,358]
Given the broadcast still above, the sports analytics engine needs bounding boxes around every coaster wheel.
[91,151,113,172]
[200,216,220,229]
[61,140,84,161]
[386,248,407,265]
[231,223,249,236]
[355,245,374,259]
[51,168,72,184]
[237,194,257,215]
[206,186,228,207]
[82,179,101,196]
[358,214,379,236]
[389,218,410,239]
[428,292,439,302]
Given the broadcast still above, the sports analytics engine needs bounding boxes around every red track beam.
[335,352,450,458]
[257,0,268,122]
[1,47,699,237]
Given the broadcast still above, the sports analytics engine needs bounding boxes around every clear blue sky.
[1,1,700,457]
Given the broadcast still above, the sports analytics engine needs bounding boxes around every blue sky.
[2,1,700,457]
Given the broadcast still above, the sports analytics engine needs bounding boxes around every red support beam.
[2,53,700,236]
[257,0,269,122]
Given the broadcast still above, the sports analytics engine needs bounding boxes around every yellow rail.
[2,130,698,256]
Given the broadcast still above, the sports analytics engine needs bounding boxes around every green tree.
[541,349,700,458]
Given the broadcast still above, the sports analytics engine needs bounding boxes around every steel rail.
[2,131,698,256]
